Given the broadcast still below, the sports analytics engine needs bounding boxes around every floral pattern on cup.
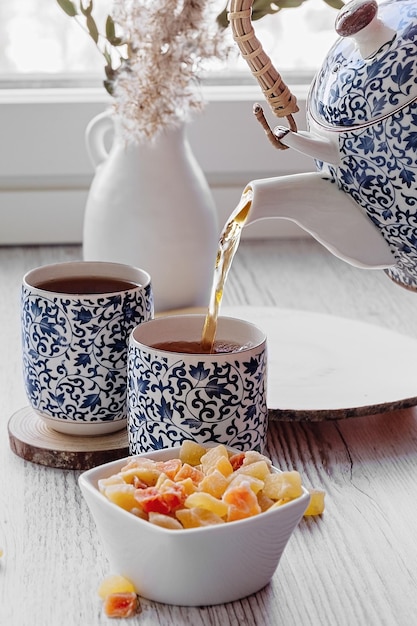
[22,280,153,430]
[127,319,268,453]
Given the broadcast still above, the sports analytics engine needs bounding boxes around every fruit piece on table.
[304,489,326,516]
[98,575,136,599]
[103,592,139,618]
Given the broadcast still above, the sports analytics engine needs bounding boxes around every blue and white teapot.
[230,0,417,290]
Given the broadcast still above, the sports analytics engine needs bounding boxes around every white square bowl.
[79,446,310,606]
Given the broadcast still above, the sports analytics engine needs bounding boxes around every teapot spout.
[244,172,395,269]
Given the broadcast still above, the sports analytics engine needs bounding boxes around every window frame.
[0,83,313,244]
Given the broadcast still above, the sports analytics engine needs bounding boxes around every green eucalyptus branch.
[217,0,344,29]
[56,0,129,94]
[56,0,344,97]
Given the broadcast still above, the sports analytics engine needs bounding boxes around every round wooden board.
[221,306,417,420]
[8,407,129,470]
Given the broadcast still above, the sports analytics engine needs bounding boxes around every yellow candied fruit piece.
[98,475,125,494]
[200,444,229,474]
[241,450,272,468]
[227,473,264,494]
[155,472,170,489]
[176,507,226,528]
[120,466,161,487]
[213,455,234,477]
[119,457,156,474]
[102,484,138,511]
[98,575,136,600]
[267,498,292,511]
[176,477,198,495]
[234,460,271,481]
[148,512,183,530]
[179,440,207,466]
[262,471,303,501]
[198,469,229,499]
[304,489,326,516]
[184,492,228,518]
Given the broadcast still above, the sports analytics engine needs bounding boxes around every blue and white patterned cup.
[21,261,153,436]
[127,314,268,453]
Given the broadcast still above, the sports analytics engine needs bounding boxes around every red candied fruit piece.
[103,592,139,618]
[135,483,187,515]
[229,452,246,471]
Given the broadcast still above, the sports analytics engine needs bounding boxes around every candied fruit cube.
[304,489,325,516]
[184,492,228,518]
[263,471,303,500]
[135,481,187,515]
[103,484,138,511]
[174,462,205,485]
[234,460,270,481]
[227,473,264,494]
[241,450,272,468]
[223,480,262,521]
[176,507,225,528]
[198,469,229,498]
[200,445,229,474]
[148,512,183,530]
[98,475,125,494]
[267,498,292,511]
[103,592,139,618]
[229,452,246,470]
[175,477,197,495]
[213,455,234,477]
[155,458,182,479]
[98,575,136,599]
[155,472,170,489]
[120,466,161,487]
[179,440,207,466]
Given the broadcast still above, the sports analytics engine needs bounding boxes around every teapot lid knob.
[335,0,378,37]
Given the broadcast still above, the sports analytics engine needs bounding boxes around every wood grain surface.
[8,407,129,469]
[2,241,417,626]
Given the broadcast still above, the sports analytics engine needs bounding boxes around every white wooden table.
[2,240,417,626]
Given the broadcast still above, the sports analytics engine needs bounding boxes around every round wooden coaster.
[8,407,129,470]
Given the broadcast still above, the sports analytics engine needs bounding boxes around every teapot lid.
[309,0,417,131]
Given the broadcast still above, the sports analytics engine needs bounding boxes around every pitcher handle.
[85,111,115,169]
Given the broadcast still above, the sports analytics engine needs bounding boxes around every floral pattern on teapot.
[310,0,417,289]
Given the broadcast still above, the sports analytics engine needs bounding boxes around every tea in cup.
[127,314,268,453]
[21,261,153,436]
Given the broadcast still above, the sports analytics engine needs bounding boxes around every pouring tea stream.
[226,0,417,291]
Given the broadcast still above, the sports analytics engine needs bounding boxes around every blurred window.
[0,0,339,88]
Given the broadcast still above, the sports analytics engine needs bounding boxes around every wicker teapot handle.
[228,0,298,149]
